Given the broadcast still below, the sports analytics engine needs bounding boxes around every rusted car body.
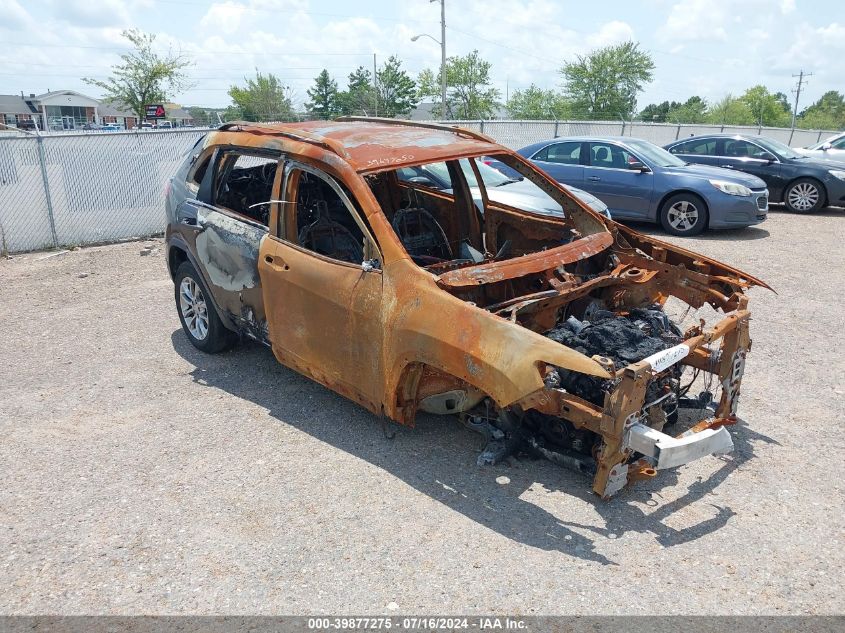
[165,117,767,498]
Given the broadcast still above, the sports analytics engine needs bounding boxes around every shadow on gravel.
[172,330,778,566]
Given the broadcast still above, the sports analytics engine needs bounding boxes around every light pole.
[411,0,447,119]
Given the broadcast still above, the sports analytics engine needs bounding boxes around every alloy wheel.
[179,277,209,341]
[787,182,819,211]
[667,200,699,232]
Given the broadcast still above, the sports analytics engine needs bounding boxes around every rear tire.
[784,178,825,213]
[174,261,234,353]
[659,193,708,236]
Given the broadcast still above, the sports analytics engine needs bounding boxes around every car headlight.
[709,179,752,196]
[829,170,845,181]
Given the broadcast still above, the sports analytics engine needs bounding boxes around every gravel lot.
[1,206,843,615]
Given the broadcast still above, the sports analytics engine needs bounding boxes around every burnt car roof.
[216,117,502,173]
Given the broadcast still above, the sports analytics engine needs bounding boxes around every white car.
[793,132,845,162]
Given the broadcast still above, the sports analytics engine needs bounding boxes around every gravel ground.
[1,206,843,615]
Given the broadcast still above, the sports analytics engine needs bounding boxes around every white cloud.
[587,21,636,48]
[199,2,248,35]
[659,0,728,42]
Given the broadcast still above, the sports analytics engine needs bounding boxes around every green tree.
[228,71,293,122]
[419,50,500,119]
[706,94,755,125]
[740,85,790,127]
[187,107,212,126]
[506,84,571,119]
[83,29,192,124]
[639,100,676,122]
[560,41,654,120]
[798,91,845,130]
[306,69,339,119]
[337,66,376,116]
[376,56,418,118]
[667,96,707,123]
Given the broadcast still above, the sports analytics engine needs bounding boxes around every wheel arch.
[168,239,239,333]
[781,175,827,206]
[656,188,711,226]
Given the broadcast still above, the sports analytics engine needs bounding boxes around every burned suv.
[165,118,767,499]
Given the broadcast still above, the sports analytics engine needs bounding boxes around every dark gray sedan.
[488,136,769,236]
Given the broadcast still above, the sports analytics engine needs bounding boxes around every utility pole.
[373,53,378,117]
[434,0,447,120]
[791,70,812,129]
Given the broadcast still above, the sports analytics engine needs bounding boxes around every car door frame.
[529,140,588,186]
[258,159,387,414]
[715,138,783,198]
[179,145,281,343]
[582,140,654,220]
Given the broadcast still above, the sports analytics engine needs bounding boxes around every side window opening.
[214,152,279,225]
[287,169,371,265]
[189,154,211,188]
[369,158,485,268]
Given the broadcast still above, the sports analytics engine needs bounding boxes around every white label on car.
[644,344,690,372]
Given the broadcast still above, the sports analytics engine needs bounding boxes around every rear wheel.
[784,178,825,213]
[659,193,708,236]
[174,261,234,353]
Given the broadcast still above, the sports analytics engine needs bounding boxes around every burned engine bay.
[368,153,767,498]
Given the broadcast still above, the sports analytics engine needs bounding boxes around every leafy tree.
[187,107,213,126]
[740,85,790,127]
[667,96,707,123]
[337,66,376,116]
[83,29,192,124]
[506,84,571,119]
[706,94,755,125]
[798,91,845,130]
[228,71,294,122]
[419,50,500,119]
[306,69,339,119]
[376,56,418,118]
[639,100,677,122]
[560,41,654,120]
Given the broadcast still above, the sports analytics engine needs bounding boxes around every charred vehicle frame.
[165,117,768,499]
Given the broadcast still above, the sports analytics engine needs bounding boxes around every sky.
[1,0,843,113]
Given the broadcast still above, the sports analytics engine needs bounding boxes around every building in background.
[0,90,197,131]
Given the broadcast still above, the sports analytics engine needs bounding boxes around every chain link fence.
[0,129,205,253]
[440,120,837,149]
[0,121,839,254]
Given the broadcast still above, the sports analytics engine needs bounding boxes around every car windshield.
[807,134,844,150]
[624,139,686,168]
[754,137,803,159]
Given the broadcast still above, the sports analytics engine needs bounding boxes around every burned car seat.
[391,206,452,264]
[298,200,363,264]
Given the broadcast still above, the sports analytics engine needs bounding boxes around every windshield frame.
[752,136,803,160]
[623,138,687,168]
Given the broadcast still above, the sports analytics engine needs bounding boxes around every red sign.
[145,104,166,119]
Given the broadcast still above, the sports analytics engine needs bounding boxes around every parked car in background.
[793,132,845,163]
[489,136,768,236]
[665,134,845,213]
[397,158,612,220]
[101,124,123,131]
[158,121,173,129]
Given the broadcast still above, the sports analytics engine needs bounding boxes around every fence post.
[36,135,59,248]
[479,119,484,134]
[788,128,795,145]
[676,124,681,140]
[554,120,559,138]
[620,119,626,136]
[817,130,823,143]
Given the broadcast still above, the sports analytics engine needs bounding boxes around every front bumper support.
[626,423,734,470]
